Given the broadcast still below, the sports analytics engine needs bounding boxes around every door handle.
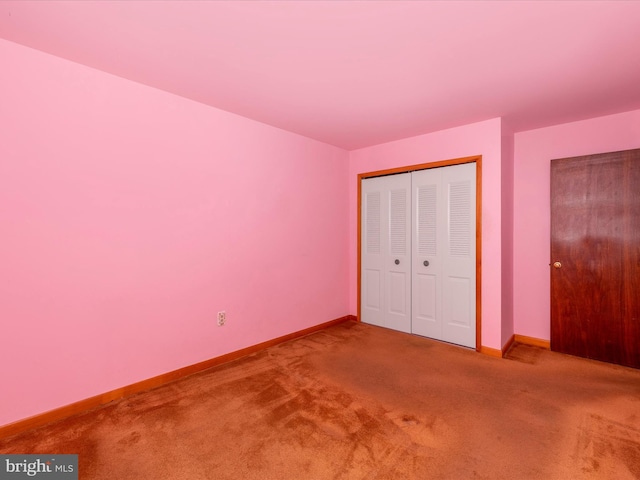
[553,261,562,269]
[395,259,400,265]
[423,260,430,267]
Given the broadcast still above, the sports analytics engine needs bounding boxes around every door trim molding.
[514,334,550,350]
[357,155,482,352]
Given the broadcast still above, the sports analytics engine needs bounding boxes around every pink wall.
[348,118,504,350]
[0,39,350,427]
[513,109,640,340]
[501,133,515,346]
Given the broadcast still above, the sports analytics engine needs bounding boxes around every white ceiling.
[1,0,640,149]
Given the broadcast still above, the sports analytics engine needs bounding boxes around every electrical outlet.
[217,311,226,327]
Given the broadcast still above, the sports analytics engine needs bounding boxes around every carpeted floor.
[2,321,639,479]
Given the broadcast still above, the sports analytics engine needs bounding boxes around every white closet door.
[442,163,476,347]
[361,173,411,333]
[411,168,443,339]
[412,163,476,348]
[441,163,476,347]
[361,178,385,328]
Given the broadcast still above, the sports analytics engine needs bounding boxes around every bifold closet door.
[361,173,411,333]
[411,163,476,348]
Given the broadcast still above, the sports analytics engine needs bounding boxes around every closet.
[360,162,477,348]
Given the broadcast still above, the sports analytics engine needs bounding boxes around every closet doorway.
[358,156,481,350]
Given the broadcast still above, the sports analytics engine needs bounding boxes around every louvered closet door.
[411,168,442,339]
[412,163,476,348]
[361,173,412,333]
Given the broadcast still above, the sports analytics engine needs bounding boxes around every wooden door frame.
[357,155,483,352]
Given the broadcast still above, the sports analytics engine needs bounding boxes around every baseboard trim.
[480,335,517,358]
[0,315,356,440]
[502,334,516,356]
[514,334,551,350]
[479,346,503,358]
[481,334,551,359]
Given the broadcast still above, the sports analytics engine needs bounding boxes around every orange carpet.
[1,321,639,479]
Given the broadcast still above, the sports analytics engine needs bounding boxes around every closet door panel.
[441,163,476,348]
[384,175,412,333]
[413,272,437,335]
[361,173,411,333]
[411,169,443,338]
[361,182,385,327]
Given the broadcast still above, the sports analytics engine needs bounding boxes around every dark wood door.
[550,148,640,369]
